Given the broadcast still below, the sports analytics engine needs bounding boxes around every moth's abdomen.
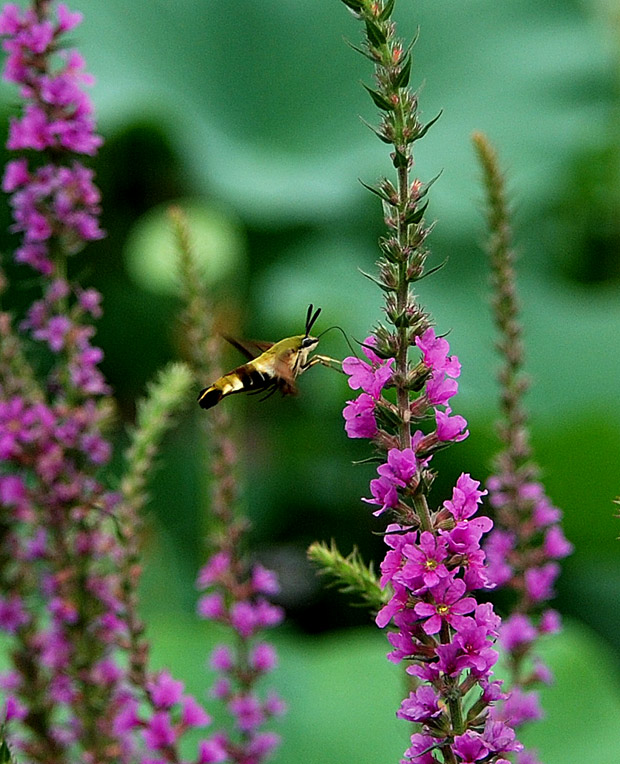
[198,364,271,409]
[241,366,270,390]
[197,385,224,409]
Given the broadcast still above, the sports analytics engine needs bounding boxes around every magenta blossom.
[414,576,476,635]
[452,730,489,763]
[342,336,394,398]
[343,393,378,438]
[415,327,461,377]
[397,685,442,723]
[377,447,417,486]
[363,476,398,516]
[400,531,449,590]
[435,406,468,442]
[443,473,488,521]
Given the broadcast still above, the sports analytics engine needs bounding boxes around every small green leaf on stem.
[307,540,385,612]
[363,82,395,111]
[415,110,443,141]
[394,54,412,88]
[365,17,387,47]
[379,0,396,22]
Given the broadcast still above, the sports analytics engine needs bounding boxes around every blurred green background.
[2,0,620,761]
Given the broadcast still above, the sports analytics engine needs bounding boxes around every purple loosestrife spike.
[173,206,285,764]
[0,6,225,763]
[473,131,572,757]
[0,3,104,276]
[327,2,522,761]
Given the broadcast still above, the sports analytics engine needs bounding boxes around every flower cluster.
[471,131,573,763]
[343,327,522,761]
[113,670,220,764]
[483,476,571,760]
[351,328,468,518]
[378,478,523,763]
[172,202,286,764]
[197,554,286,764]
[485,479,572,602]
[0,2,103,274]
[0,4,236,763]
[342,337,394,438]
[0,373,130,760]
[331,2,532,760]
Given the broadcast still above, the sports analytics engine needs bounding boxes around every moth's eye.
[302,337,316,348]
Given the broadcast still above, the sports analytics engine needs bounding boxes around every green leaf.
[358,269,393,292]
[343,37,374,62]
[414,110,443,141]
[393,54,412,89]
[378,0,395,22]
[417,170,443,200]
[364,18,387,48]
[358,178,392,203]
[404,200,429,226]
[359,116,393,143]
[307,540,384,611]
[341,0,365,11]
[362,82,394,112]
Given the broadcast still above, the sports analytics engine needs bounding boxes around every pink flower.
[149,671,184,709]
[415,327,461,377]
[498,687,543,727]
[343,393,377,438]
[397,685,442,723]
[377,447,417,487]
[228,692,264,732]
[198,738,228,763]
[400,531,449,589]
[414,576,476,635]
[362,475,398,516]
[404,732,440,764]
[143,711,177,750]
[453,730,489,763]
[197,592,225,620]
[453,620,498,674]
[543,525,573,559]
[425,373,458,405]
[524,562,560,603]
[251,563,280,596]
[435,406,468,442]
[0,595,29,633]
[210,645,233,672]
[250,642,278,672]
[196,552,231,589]
[181,695,211,727]
[342,336,394,398]
[539,609,561,634]
[443,473,487,521]
[482,719,523,755]
[499,614,537,652]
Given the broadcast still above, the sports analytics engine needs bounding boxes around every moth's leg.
[302,354,344,373]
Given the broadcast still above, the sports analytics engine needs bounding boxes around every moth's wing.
[273,353,299,397]
[223,335,274,361]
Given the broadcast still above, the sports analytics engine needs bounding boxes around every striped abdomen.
[197,364,273,409]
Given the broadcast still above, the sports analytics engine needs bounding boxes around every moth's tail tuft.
[197,385,223,409]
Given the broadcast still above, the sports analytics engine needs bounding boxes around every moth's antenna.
[305,304,313,332]
[305,304,322,336]
[318,325,358,358]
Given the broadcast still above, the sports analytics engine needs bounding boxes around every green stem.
[413,493,432,532]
